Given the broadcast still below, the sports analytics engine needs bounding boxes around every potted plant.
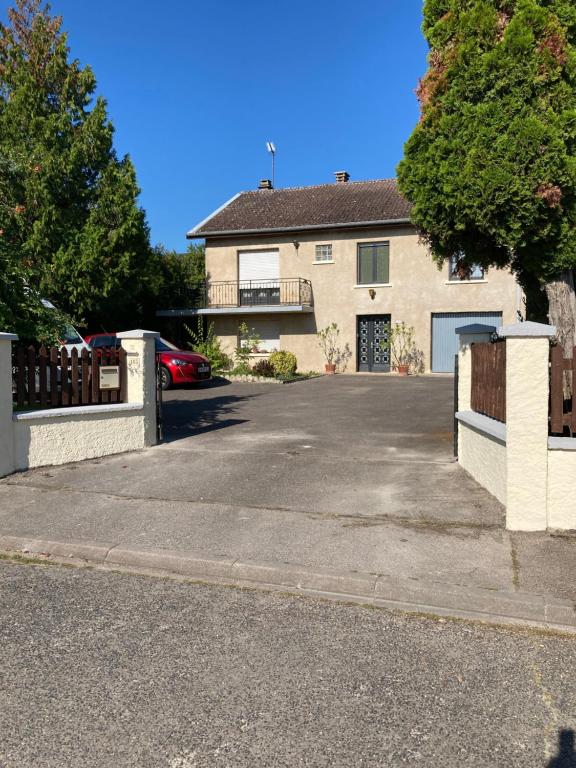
[317,323,342,374]
[382,322,417,376]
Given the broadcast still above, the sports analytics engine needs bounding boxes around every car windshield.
[62,325,83,345]
[155,337,180,353]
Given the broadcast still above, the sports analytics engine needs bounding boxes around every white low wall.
[456,322,576,530]
[457,413,507,505]
[547,440,576,531]
[1,329,159,477]
[13,403,146,470]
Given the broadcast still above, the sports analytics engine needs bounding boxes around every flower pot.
[325,363,336,375]
[396,364,409,376]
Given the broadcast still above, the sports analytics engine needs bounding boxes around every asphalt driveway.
[1,375,575,605]
[160,374,498,525]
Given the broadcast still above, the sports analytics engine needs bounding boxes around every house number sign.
[99,366,120,390]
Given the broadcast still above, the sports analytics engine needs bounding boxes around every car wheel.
[159,366,172,391]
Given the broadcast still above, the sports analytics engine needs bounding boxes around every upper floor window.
[315,244,333,262]
[357,242,389,284]
[449,254,484,281]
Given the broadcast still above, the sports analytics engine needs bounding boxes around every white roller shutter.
[239,250,279,284]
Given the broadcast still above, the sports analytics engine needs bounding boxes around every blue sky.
[3,1,428,251]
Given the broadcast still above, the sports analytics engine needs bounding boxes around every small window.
[315,244,333,262]
[357,242,389,284]
[449,254,484,281]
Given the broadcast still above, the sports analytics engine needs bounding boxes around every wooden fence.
[549,346,576,436]
[12,345,127,409]
[470,341,506,423]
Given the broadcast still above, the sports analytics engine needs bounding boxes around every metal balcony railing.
[202,278,313,309]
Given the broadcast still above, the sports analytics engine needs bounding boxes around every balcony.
[157,278,314,317]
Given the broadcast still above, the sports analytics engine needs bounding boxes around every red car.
[84,333,212,390]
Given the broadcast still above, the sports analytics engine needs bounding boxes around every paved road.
[1,561,575,768]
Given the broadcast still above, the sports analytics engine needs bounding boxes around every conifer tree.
[398,0,576,353]
[0,0,157,334]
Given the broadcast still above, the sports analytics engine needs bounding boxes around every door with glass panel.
[357,315,391,372]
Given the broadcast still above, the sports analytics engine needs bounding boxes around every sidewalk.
[1,377,575,631]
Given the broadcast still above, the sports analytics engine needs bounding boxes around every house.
[171,173,521,373]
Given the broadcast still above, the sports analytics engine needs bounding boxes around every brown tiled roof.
[188,179,412,237]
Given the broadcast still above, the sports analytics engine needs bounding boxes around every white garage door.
[431,312,503,372]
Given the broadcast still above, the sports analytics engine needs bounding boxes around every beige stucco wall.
[13,406,146,470]
[458,422,507,505]
[547,449,576,530]
[205,227,519,372]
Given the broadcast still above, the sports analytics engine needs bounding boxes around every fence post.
[0,333,18,478]
[117,329,160,447]
[498,321,555,531]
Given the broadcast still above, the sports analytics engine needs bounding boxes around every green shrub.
[269,350,297,376]
[184,319,232,374]
[252,359,275,377]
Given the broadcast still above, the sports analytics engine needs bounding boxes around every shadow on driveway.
[161,379,261,442]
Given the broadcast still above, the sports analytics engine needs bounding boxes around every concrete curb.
[1,534,575,633]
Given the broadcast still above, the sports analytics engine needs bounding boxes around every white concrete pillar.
[498,321,556,531]
[117,329,160,447]
[0,333,18,478]
[456,324,497,412]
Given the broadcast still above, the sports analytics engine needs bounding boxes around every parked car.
[83,333,120,350]
[84,333,212,390]
[41,299,90,353]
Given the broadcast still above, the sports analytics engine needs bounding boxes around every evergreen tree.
[398,0,576,353]
[0,0,157,334]
[157,242,205,308]
[0,141,69,342]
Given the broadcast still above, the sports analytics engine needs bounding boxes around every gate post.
[117,329,160,447]
[0,333,18,478]
[498,321,555,531]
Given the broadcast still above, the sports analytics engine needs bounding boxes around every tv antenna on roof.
[266,141,276,188]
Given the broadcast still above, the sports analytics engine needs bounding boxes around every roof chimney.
[334,171,350,183]
[258,179,273,190]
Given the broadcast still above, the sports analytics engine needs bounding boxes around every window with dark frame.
[357,242,390,285]
[449,254,485,281]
